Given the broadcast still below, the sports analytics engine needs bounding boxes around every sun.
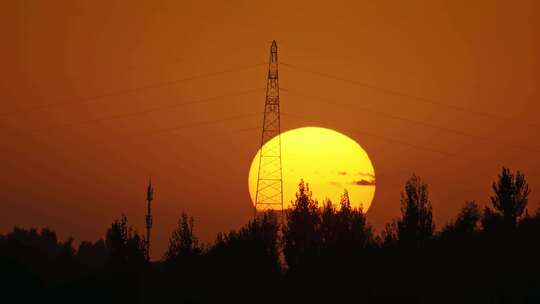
[248,127,376,211]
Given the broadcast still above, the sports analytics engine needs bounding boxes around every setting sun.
[248,127,376,211]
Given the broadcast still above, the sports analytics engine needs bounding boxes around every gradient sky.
[1,0,539,258]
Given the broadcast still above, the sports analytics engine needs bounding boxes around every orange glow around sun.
[248,127,376,211]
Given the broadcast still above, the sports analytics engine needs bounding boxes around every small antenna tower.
[145,177,154,261]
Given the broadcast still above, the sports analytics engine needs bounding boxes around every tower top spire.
[147,176,154,202]
[271,40,277,53]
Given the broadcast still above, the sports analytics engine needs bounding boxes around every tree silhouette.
[322,190,373,253]
[76,239,107,267]
[442,201,481,237]
[102,215,147,303]
[156,212,204,303]
[210,211,280,271]
[339,190,373,248]
[2,170,540,303]
[397,174,434,246]
[319,198,336,249]
[0,227,77,302]
[487,167,530,230]
[0,227,74,258]
[164,212,201,262]
[204,212,281,302]
[316,189,374,290]
[381,220,399,247]
[105,214,146,267]
[283,179,321,271]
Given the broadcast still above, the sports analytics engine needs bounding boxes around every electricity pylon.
[145,177,154,261]
[254,40,283,216]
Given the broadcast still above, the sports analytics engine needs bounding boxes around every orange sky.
[1,0,539,258]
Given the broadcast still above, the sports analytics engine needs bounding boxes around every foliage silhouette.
[487,167,531,230]
[397,174,434,246]
[320,190,373,257]
[442,200,481,237]
[1,168,540,303]
[76,239,108,270]
[164,212,201,262]
[204,211,281,302]
[282,179,321,272]
[105,214,147,267]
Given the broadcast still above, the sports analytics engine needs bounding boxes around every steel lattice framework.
[254,40,283,214]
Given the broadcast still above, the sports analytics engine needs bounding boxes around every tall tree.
[212,211,280,270]
[105,214,146,267]
[204,211,281,302]
[397,174,434,246]
[333,190,372,250]
[442,201,481,237]
[283,179,321,270]
[382,220,398,247]
[488,167,530,229]
[164,212,201,262]
[320,198,336,247]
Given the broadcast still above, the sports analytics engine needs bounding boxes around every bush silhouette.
[1,168,540,303]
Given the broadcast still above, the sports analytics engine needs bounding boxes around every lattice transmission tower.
[254,40,283,215]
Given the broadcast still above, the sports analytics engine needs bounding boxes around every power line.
[1,63,266,118]
[280,62,540,130]
[47,112,263,144]
[280,112,475,162]
[281,88,540,153]
[24,88,264,135]
[145,112,262,136]
[97,113,261,148]
[230,125,261,133]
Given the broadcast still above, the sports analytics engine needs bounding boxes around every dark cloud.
[355,172,375,179]
[351,179,376,186]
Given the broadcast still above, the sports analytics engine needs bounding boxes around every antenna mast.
[145,177,154,261]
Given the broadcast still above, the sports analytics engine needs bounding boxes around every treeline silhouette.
[1,167,539,303]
